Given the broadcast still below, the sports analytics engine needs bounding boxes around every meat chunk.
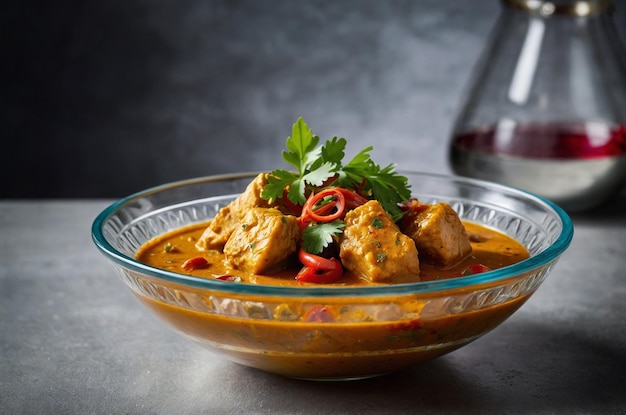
[195,173,272,251]
[223,207,301,274]
[400,202,472,268]
[339,200,420,284]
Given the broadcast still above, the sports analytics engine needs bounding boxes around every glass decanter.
[448,0,626,212]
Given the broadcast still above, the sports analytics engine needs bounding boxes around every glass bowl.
[91,171,573,380]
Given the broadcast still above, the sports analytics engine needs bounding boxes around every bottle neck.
[502,0,613,16]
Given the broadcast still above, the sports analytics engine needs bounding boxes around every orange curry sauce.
[136,221,528,286]
[132,221,530,378]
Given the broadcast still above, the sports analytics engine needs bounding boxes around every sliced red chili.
[296,264,343,284]
[215,274,241,282]
[302,188,346,223]
[461,264,491,276]
[303,305,335,322]
[181,256,209,271]
[296,248,343,283]
[338,188,369,209]
[298,248,343,272]
[298,187,368,230]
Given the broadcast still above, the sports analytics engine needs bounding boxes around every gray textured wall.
[3,0,626,198]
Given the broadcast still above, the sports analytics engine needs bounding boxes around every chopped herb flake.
[371,218,384,229]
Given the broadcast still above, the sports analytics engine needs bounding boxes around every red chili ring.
[302,188,346,223]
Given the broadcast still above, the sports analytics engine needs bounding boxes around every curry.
[134,282,532,378]
[133,221,531,379]
[136,220,528,286]
[132,178,530,379]
[130,117,533,379]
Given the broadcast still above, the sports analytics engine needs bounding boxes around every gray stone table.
[1,198,625,414]
[2,1,626,413]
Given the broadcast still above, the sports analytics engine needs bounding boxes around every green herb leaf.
[371,218,384,229]
[262,117,341,205]
[302,221,345,254]
[283,117,320,173]
[261,117,411,222]
[320,137,347,166]
[339,150,410,221]
[302,161,336,187]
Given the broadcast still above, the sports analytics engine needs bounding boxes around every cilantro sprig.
[261,117,412,254]
[262,117,410,215]
[262,118,342,205]
[337,147,411,221]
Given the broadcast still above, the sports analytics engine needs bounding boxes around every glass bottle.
[448,0,626,212]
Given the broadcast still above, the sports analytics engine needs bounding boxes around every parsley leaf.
[302,221,345,254]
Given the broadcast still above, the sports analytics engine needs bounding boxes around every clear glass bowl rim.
[91,171,574,298]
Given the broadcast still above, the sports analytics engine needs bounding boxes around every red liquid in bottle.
[449,121,626,211]
[452,122,626,160]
